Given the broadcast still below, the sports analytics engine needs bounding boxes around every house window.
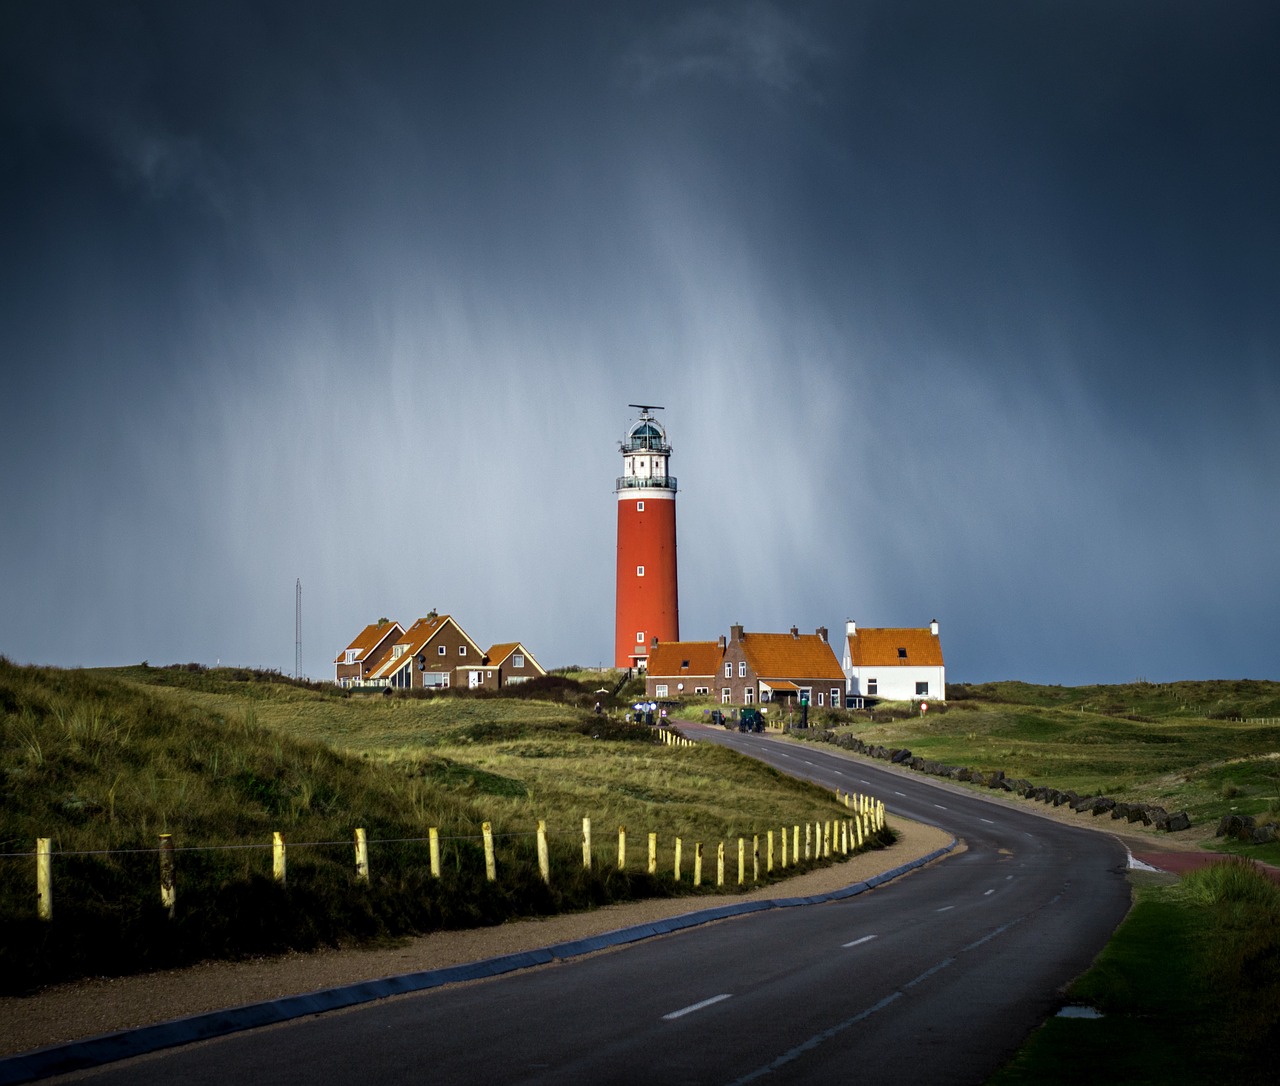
[459,646,467,656]
[722,688,731,704]
[738,661,747,678]
[637,565,645,576]
[513,653,524,668]
[724,662,732,678]
[637,501,644,511]
[695,686,708,695]
[916,681,929,697]
[392,645,406,658]
[867,678,877,695]
[438,645,447,655]
[898,648,907,659]
[817,692,825,707]
[656,684,668,697]
[745,687,754,704]
[345,649,358,664]
[831,688,841,706]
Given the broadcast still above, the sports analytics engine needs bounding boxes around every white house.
[842,619,946,704]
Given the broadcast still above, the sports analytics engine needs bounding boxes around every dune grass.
[992,861,1280,1084]
[804,679,1280,861]
[0,660,880,991]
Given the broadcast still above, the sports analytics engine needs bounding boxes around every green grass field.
[0,660,878,991]
[804,680,1280,862]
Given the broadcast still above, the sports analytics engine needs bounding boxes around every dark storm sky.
[2,1,1277,683]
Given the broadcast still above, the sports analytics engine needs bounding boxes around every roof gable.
[334,620,403,664]
[739,633,844,681]
[367,614,484,678]
[846,627,945,667]
[647,640,723,677]
[485,642,546,674]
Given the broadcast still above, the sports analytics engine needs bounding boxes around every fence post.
[694,842,704,887]
[273,831,286,886]
[482,822,497,882]
[738,838,745,885]
[780,826,787,868]
[717,841,725,887]
[354,827,369,883]
[537,820,550,883]
[429,827,441,878]
[159,833,176,918]
[582,817,592,870]
[823,821,831,858]
[793,824,799,864]
[648,831,657,875]
[674,837,682,881]
[753,834,760,882]
[36,838,52,921]
[618,825,627,870]
[804,823,811,861]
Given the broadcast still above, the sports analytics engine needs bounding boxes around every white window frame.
[722,688,731,704]
[695,686,708,695]
[345,649,358,664]
[724,662,732,678]
[636,501,644,511]
[831,688,841,706]
[916,681,929,697]
[817,692,825,707]
[867,678,878,695]
[459,645,467,656]
[655,684,668,697]
[512,653,524,668]
[637,565,644,576]
[438,644,447,656]
[744,686,754,704]
[738,661,747,678]
[637,631,645,644]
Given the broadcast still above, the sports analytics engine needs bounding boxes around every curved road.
[52,723,1131,1085]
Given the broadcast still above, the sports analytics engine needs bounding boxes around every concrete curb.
[0,839,957,1085]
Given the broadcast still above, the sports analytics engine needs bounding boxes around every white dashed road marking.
[663,994,733,1020]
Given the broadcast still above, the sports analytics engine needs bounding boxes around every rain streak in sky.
[1,1,1277,684]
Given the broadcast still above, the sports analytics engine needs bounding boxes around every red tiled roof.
[485,642,546,675]
[846,627,945,667]
[647,640,723,677]
[741,633,844,681]
[368,614,481,679]
[333,620,403,664]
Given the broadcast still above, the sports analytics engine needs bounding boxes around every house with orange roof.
[718,624,846,712]
[334,619,405,687]
[644,640,722,700]
[365,612,484,690]
[842,619,946,704]
[455,642,547,690]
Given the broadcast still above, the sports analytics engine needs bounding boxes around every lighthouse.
[615,405,679,669]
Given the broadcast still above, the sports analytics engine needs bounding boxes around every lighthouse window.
[637,565,644,576]
[636,501,644,511]
[637,632,645,644]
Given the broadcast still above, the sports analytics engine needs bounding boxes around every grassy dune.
[809,680,1280,859]
[0,661,876,990]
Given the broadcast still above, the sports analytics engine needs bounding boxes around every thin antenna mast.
[295,578,302,680]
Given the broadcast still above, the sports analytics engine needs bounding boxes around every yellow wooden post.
[793,824,800,862]
[804,823,811,860]
[482,822,497,881]
[618,825,626,870]
[823,821,831,858]
[841,820,848,855]
[766,830,773,873]
[582,817,592,870]
[674,837,682,881]
[694,842,704,886]
[36,838,52,921]
[159,833,176,918]
[780,826,788,868]
[537,820,550,883]
[856,815,864,848]
[752,834,760,882]
[717,841,725,887]
[272,831,286,886]
[354,827,369,883]
[844,791,851,808]
[429,827,441,878]
[648,831,657,875]
[738,838,745,886]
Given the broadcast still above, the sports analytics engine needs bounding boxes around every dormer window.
[897,648,907,659]
[345,649,358,664]
[392,645,406,658]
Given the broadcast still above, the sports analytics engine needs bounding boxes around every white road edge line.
[842,935,878,948]
[980,818,995,824]
[662,994,733,1020]
[894,791,906,796]
[936,905,954,912]
[984,889,995,896]
[934,804,948,810]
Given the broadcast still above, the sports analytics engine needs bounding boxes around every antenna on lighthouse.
[295,578,302,680]
[628,403,665,418]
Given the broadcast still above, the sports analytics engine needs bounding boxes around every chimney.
[717,635,726,651]
[730,624,744,643]
[846,619,857,637]
[651,636,659,648]
[790,626,799,639]
[930,618,939,637]
[816,626,828,643]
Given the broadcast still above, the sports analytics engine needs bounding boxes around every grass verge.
[991,861,1280,1084]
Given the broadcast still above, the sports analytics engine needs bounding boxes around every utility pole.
[295,578,302,680]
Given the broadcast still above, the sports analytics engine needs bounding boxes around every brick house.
[644,640,722,700]
[365,612,484,690]
[455,642,547,690]
[717,624,846,710]
[842,619,946,704]
[334,619,405,687]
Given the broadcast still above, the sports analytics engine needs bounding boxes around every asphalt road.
[55,724,1131,1085]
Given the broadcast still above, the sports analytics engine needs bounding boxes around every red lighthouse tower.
[615,405,679,669]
